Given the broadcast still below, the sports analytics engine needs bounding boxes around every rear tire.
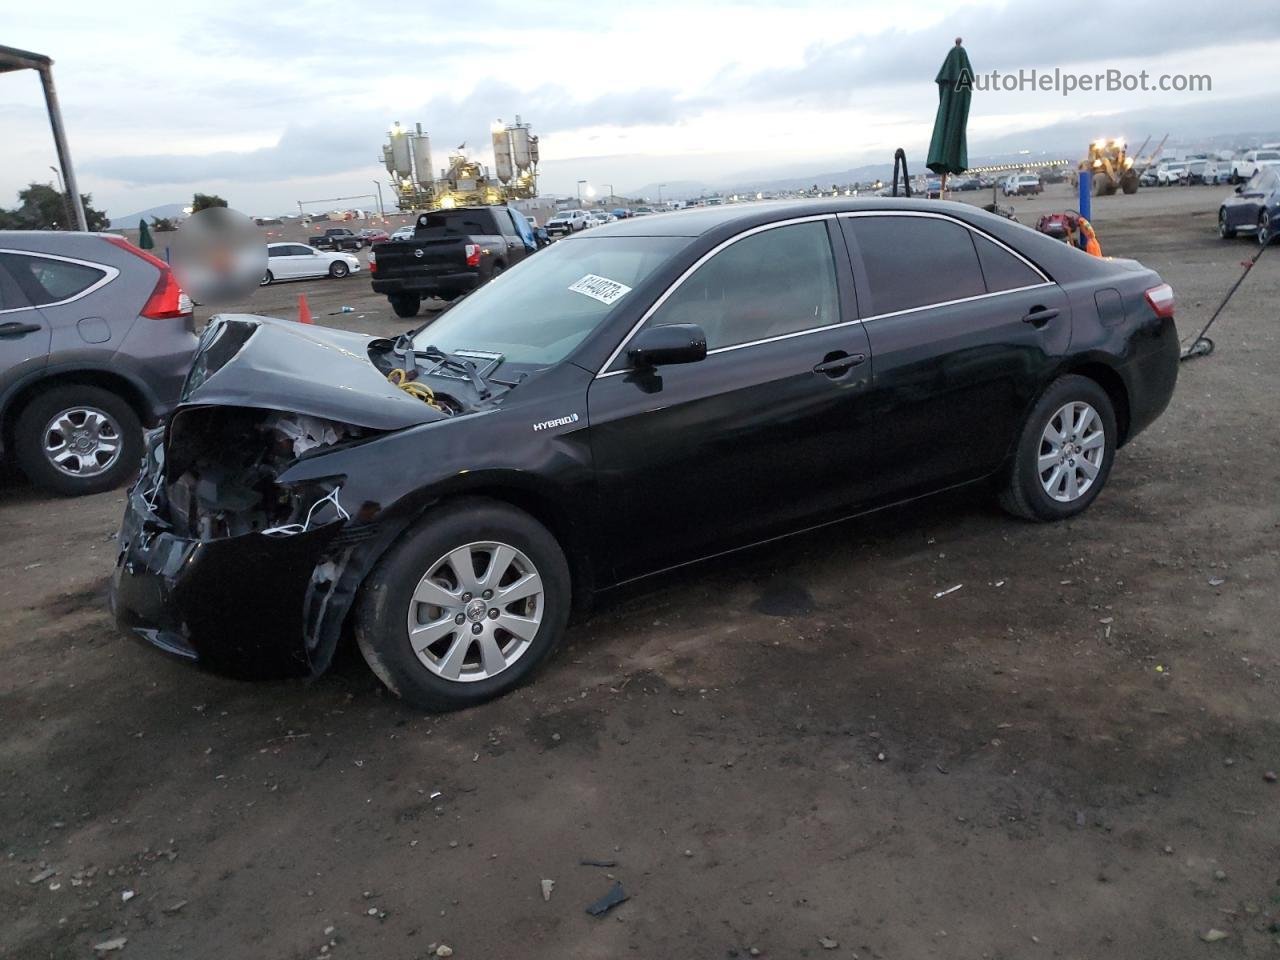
[355,499,571,711]
[389,293,421,318]
[1259,210,1273,246]
[14,385,142,496]
[260,270,273,286]
[999,375,1117,522]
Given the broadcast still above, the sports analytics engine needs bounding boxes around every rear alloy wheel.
[1219,209,1236,239]
[14,385,142,496]
[329,261,350,278]
[389,293,421,318]
[1259,210,1273,246]
[999,375,1116,522]
[355,499,570,710]
[260,270,274,286]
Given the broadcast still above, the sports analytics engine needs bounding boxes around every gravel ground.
[1,188,1277,960]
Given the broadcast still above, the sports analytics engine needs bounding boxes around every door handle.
[0,321,42,338]
[1022,306,1060,328]
[813,353,866,376]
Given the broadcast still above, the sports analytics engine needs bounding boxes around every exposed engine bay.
[151,408,371,540]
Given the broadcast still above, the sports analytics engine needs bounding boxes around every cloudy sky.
[3,0,1278,218]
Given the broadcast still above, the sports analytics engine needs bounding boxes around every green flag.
[926,42,972,176]
[138,218,155,250]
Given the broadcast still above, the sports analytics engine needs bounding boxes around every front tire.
[999,375,1116,522]
[14,385,142,496]
[355,499,571,711]
[329,261,350,278]
[389,293,421,318]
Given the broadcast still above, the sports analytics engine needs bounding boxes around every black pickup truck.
[308,227,365,251]
[368,206,534,318]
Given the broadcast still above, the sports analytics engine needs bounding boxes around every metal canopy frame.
[0,44,87,230]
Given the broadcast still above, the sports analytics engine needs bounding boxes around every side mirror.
[1235,185,1244,194]
[627,323,707,368]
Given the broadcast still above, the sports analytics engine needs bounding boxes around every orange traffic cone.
[297,293,313,324]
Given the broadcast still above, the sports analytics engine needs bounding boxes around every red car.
[359,228,390,245]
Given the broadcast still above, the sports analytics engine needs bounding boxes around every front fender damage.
[111,411,413,679]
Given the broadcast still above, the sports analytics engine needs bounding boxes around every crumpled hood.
[180,314,448,430]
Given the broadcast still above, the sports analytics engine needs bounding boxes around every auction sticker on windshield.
[568,274,633,305]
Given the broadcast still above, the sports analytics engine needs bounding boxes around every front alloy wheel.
[355,499,571,710]
[407,541,544,682]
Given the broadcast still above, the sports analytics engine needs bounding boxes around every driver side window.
[642,220,840,351]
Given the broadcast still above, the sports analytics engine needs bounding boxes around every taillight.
[103,235,192,319]
[1144,282,1175,319]
[465,243,481,268]
[368,249,377,274]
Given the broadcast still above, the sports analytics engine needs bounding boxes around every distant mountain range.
[108,203,188,229]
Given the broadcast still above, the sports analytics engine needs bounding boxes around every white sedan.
[261,243,361,285]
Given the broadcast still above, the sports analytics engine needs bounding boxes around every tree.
[192,193,228,212]
[0,182,109,231]
[150,216,177,232]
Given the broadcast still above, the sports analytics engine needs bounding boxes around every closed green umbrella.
[926,38,972,192]
[138,218,154,250]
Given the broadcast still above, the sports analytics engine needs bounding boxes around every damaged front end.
[110,315,455,679]
[111,409,386,678]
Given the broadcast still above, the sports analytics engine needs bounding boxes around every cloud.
[726,0,1279,104]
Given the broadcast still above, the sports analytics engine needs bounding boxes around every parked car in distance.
[308,227,365,251]
[611,208,632,219]
[359,228,390,245]
[1157,162,1189,186]
[1138,167,1160,187]
[1185,160,1221,185]
[111,199,1180,711]
[1218,166,1280,244]
[586,211,614,227]
[545,209,590,236]
[261,243,360,285]
[0,231,197,495]
[369,206,533,317]
[389,225,414,241]
[1003,174,1043,196]
[1230,149,1280,184]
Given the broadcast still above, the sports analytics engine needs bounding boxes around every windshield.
[1258,151,1280,161]
[411,236,686,367]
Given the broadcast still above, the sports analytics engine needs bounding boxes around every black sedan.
[1218,166,1280,244]
[111,200,1180,710]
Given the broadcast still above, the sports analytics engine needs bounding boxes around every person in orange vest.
[1065,212,1102,257]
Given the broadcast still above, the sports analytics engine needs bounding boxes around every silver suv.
[0,232,198,495]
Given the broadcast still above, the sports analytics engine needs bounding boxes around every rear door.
[0,252,52,401]
[840,212,1070,497]
[587,217,876,583]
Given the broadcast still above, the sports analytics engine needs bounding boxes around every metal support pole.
[1078,171,1092,225]
[38,65,86,231]
[373,181,385,219]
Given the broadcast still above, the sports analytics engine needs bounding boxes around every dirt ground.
[2,185,1278,960]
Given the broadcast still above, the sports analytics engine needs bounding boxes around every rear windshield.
[412,236,686,368]
[417,211,493,233]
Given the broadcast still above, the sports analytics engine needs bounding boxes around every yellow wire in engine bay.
[387,367,457,415]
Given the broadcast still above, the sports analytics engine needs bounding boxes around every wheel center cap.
[465,599,487,622]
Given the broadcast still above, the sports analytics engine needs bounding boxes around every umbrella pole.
[940,172,948,198]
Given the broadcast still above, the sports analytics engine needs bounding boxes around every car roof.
[584,197,1019,238]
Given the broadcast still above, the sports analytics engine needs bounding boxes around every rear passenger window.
[844,216,984,315]
[644,220,840,351]
[0,253,106,306]
[972,234,1044,292]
